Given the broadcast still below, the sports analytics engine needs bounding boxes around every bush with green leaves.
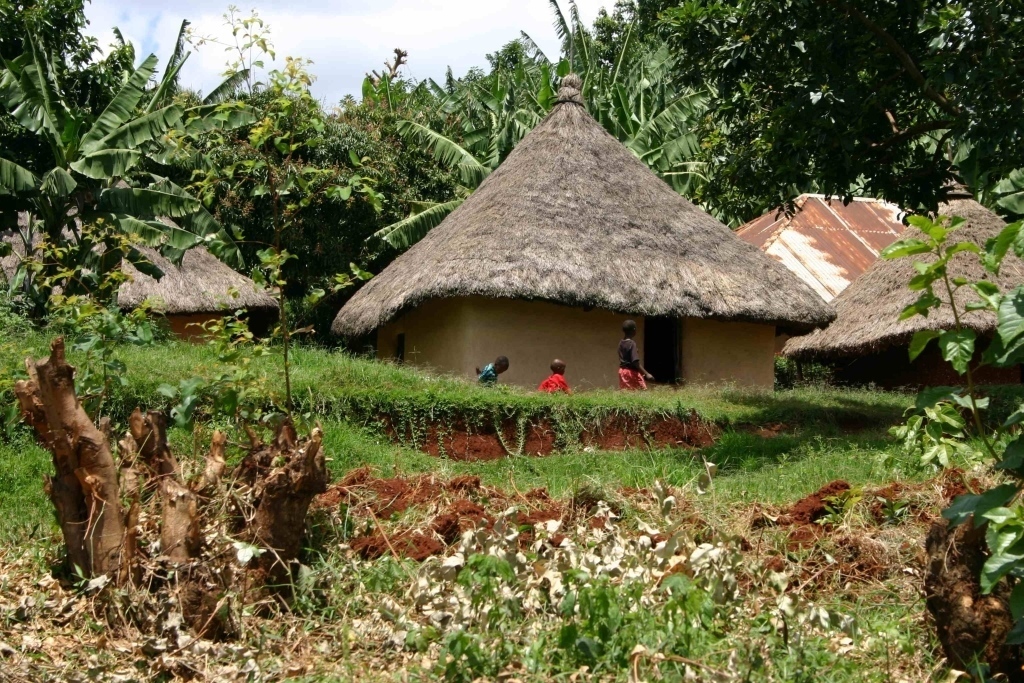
[0,22,253,316]
[885,212,1024,654]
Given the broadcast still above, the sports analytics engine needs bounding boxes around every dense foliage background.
[3,0,1024,340]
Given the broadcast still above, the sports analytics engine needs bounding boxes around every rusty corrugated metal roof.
[735,194,906,302]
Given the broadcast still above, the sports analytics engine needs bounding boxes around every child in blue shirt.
[476,356,509,385]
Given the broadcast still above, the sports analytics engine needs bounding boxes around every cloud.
[83,0,610,105]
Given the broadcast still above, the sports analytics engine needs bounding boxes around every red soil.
[315,468,486,519]
[321,469,589,560]
[780,480,852,526]
[937,467,982,502]
[386,411,719,461]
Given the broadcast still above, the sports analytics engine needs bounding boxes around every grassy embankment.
[1,333,935,538]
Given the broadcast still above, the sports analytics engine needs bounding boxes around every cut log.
[160,479,199,562]
[246,423,328,578]
[128,408,180,479]
[14,338,125,576]
[195,431,227,494]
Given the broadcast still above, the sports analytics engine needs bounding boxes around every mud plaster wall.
[680,318,776,389]
[166,313,225,341]
[835,343,1021,388]
[377,297,639,389]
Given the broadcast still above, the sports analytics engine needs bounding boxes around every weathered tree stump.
[925,519,1024,677]
[13,337,330,639]
[15,338,125,576]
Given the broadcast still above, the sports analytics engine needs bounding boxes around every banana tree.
[0,28,251,313]
[370,1,707,252]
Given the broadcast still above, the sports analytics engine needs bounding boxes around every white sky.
[82,0,610,105]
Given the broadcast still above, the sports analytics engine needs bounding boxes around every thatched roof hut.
[331,74,833,389]
[785,191,1024,364]
[115,245,277,314]
[736,194,906,303]
[333,75,833,339]
[2,214,276,328]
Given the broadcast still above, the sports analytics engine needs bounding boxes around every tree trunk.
[14,338,125,576]
[237,421,328,580]
[925,519,1024,677]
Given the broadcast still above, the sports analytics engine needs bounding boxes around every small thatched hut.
[2,215,277,339]
[332,75,833,389]
[785,190,1024,387]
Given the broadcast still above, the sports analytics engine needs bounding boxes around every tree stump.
[925,519,1024,677]
[15,338,125,576]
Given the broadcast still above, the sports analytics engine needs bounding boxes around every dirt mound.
[324,469,587,560]
[742,422,790,439]
[781,480,851,526]
[351,530,444,561]
[316,470,487,519]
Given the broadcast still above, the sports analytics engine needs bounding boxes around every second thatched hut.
[2,214,277,339]
[785,190,1024,387]
[332,75,833,390]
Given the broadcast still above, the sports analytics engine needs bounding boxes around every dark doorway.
[395,333,406,362]
[644,317,681,384]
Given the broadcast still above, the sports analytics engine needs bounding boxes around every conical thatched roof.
[1,214,276,315]
[785,193,1023,359]
[117,245,277,314]
[332,74,834,337]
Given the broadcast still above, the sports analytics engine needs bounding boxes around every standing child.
[476,356,509,385]
[618,320,654,390]
[538,359,571,394]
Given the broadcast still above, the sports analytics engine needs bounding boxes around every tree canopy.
[658,0,1024,222]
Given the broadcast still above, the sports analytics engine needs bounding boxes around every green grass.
[0,334,932,538]
[0,334,949,681]
[0,416,909,538]
[1,332,917,425]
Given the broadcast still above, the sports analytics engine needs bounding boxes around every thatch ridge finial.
[556,73,583,105]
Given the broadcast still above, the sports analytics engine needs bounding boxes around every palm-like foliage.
[370,0,708,252]
[0,25,253,310]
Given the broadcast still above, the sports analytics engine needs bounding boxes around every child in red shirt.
[538,359,571,394]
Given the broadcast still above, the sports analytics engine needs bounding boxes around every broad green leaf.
[938,329,976,375]
[947,241,981,256]
[882,238,933,260]
[396,120,491,188]
[908,330,940,361]
[203,69,251,105]
[906,215,945,240]
[125,246,164,280]
[899,292,941,320]
[997,287,1024,347]
[982,524,1024,593]
[91,213,166,245]
[943,484,1018,527]
[0,157,40,191]
[1011,582,1024,621]
[15,36,65,155]
[39,167,76,197]
[69,149,142,179]
[370,199,464,250]
[998,437,1024,473]
[985,222,1023,273]
[914,386,957,411]
[145,20,190,113]
[80,55,159,153]
[182,104,258,135]
[98,187,200,218]
[96,105,183,150]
